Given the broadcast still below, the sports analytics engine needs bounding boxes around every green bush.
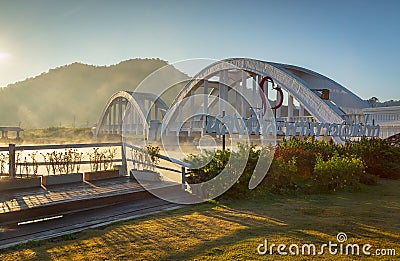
[145,144,161,165]
[275,147,316,178]
[224,144,268,198]
[280,138,339,160]
[310,153,364,193]
[258,157,298,193]
[185,149,230,184]
[280,137,400,180]
[343,138,400,179]
[186,144,267,199]
[184,138,397,198]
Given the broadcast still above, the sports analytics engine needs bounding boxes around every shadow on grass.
[1,179,399,260]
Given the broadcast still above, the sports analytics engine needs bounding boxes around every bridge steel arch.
[276,63,370,115]
[94,91,169,138]
[95,58,373,143]
[171,58,369,126]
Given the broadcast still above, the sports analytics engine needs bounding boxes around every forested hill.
[0,58,185,128]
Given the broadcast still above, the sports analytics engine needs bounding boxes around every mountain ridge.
[0,58,183,128]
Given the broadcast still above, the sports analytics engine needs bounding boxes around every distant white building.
[363,106,400,139]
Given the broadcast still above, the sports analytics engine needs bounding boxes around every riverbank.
[0,127,121,145]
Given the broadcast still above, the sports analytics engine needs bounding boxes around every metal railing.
[124,143,191,190]
[276,116,315,123]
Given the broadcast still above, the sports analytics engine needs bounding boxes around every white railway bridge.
[94,58,400,143]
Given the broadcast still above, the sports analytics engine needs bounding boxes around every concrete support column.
[288,95,294,121]
[177,106,182,136]
[224,71,229,102]
[299,104,305,117]
[129,105,134,134]
[108,107,112,133]
[118,98,123,134]
[203,80,208,115]
[252,75,258,110]
[235,80,241,117]
[203,80,209,135]
[135,111,139,135]
[219,71,227,116]
[262,76,268,100]
[190,90,195,116]
[241,71,247,117]
[154,104,158,121]
[189,91,195,136]
[276,106,281,118]
[112,102,117,134]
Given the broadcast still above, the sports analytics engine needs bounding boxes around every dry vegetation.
[0,127,121,145]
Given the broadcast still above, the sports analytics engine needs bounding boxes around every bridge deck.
[0,177,181,225]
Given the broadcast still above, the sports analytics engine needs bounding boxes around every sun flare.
[0,52,10,60]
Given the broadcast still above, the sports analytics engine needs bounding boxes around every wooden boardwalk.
[0,177,181,225]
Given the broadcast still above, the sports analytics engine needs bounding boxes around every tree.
[367,97,379,108]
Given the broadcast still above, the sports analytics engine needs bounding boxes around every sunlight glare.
[0,52,11,61]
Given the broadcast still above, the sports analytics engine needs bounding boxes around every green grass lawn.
[1,179,399,260]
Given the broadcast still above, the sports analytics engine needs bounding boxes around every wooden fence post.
[9,144,16,178]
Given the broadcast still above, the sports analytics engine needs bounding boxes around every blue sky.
[0,0,399,101]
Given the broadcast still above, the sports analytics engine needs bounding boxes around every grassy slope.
[0,179,399,260]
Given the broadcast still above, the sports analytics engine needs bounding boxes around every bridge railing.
[1,142,190,190]
[0,142,123,179]
[343,114,365,124]
[365,113,400,124]
[363,106,400,124]
[124,143,191,190]
[277,116,315,123]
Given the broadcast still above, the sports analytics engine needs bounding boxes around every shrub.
[185,149,230,184]
[310,153,364,193]
[224,144,265,198]
[274,147,316,178]
[258,157,298,194]
[280,138,339,160]
[186,144,268,199]
[184,138,397,198]
[343,138,400,179]
[145,144,160,165]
